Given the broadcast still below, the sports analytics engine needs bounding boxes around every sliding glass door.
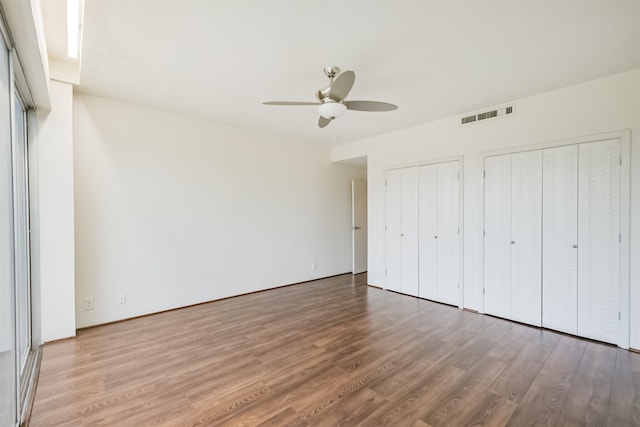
[0,15,35,425]
[0,27,17,426]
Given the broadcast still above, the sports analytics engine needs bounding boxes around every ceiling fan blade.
[318,116,332,128]
[344,100,398,112]
[329,71,355,101]
[263,101,321,106]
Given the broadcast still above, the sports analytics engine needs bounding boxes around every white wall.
[35,80,76,342]
[332,69,640,348]
[74,94,365,328]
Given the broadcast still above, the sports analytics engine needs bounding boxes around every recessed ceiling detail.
[40,1,640,143]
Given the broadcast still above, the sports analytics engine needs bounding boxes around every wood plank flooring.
[28,274,640,426]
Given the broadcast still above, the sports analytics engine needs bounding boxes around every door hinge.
[483,170,486,178]
[457,173,460,180]
[619,233,621,243]
[385,180,388,187]
[458,227,460,234]
[385,269,387,275]
[457,283,460,288]
[619,312,621,320]
[483,288,486,295]
[483,229,486,237]
[385,225,387,231]
[619,155,622,165]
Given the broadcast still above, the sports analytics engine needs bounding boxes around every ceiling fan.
[263,66,398,128]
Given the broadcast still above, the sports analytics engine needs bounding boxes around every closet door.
[401,168,420,296]
[510,151,542,326]
[437,161,459,306]
[385,169,402,292]
[577,139,620,343]
[418,164,438,301]
[542,145,578,335]
[483,155,512,319]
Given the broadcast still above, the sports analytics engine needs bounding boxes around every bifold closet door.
[385,167,419,296]
[483,155,512,319]
[484,152,542,325]
[542,144,578,335]
[401,168,420,296]
[385,169,402,293]
[418,161,459,305]
[577,139,620,343]
[484,141,622,342]
[436,162,459,306]
[510,151,542,326]
[418,164,438,301]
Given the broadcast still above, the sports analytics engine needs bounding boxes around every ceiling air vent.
[461,105,514,125]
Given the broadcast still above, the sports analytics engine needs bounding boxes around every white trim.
[10,49,35,109]
[457,158,464,310]
[479,130,631,157]
[383,154,463,172]
[619,133,631,349]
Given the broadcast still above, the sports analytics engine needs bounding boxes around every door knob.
[352,226,361,230]
[572,244,578,248]
[511,241,515,244]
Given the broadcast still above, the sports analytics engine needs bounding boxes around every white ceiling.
[42,0,640,144]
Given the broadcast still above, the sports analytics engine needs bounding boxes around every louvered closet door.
[418,164,438,301]
[543,145,578,335]
[385,169,402,292]
[483,155,512,319]
[401,168,420,296]
[577,139,620,344]
[437,161,460,306]
[510,151,542,326]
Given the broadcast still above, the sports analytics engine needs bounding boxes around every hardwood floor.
[29,274,640,426]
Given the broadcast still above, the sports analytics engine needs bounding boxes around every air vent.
[461,105,514,125]
[461,115,476,124]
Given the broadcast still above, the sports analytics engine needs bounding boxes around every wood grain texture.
[28,273,640,426]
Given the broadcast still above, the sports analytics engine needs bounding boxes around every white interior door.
[543,144,578,335]
[401,168,419,296]
[577,139,620,343]
[483,155,512,319]
[385,170,402,292]
[351,180,368,274]
[437,161,459,306]
[510,150,542,326]
[418,164,438,300]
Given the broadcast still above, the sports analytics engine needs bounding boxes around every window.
[0,24,17,427]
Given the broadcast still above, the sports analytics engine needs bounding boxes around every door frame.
[351,180,367,274]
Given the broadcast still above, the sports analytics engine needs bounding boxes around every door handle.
[352,226,361,230]
[572,244,578,248]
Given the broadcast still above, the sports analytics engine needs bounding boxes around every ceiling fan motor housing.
[316,86,331,102]
[318,101,347,119]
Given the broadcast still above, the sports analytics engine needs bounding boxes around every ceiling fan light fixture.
[318,102,347,120]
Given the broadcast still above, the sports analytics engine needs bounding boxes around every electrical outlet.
[117,292,126,304]
[84,297,95,311]
[311,261,318,270]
